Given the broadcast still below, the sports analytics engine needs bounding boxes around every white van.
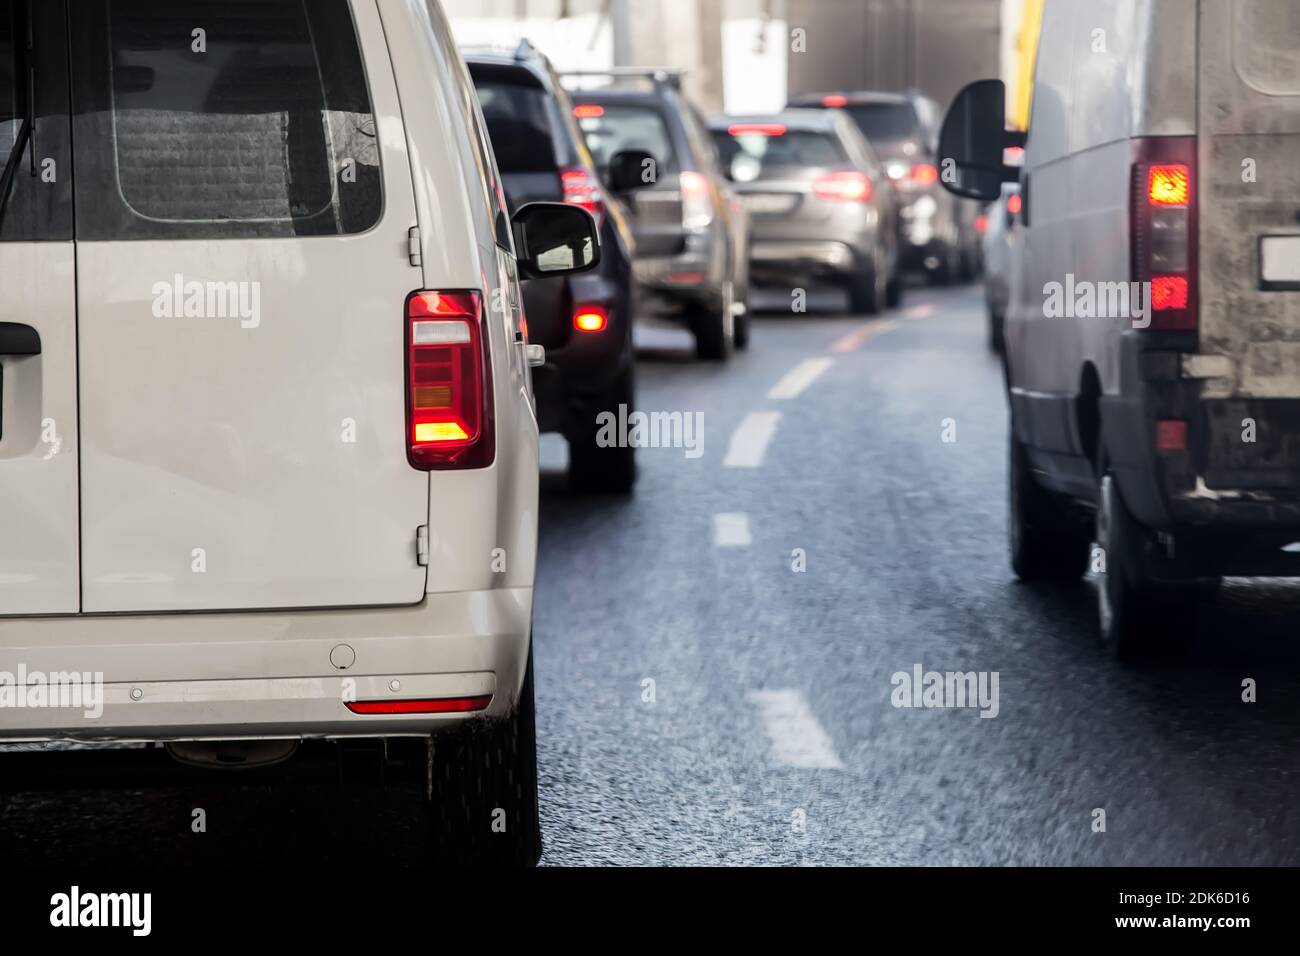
[939,0,1300,656]
[0,0,599,863]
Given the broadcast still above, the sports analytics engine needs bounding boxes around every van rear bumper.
[0,588,533,742]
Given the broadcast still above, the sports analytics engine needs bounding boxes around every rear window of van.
[71,0,382,239]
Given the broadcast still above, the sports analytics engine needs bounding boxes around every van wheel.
[1008,430,1090,580]
[693,283,735,361]
[569,365,637,494]
[427,642,541,866]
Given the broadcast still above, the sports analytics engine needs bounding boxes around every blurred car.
[708,110,902,314]
[939,0,1300,655]
[464,42,638,493]
[982,183,1021,352]
[566,70,750,359]
[790,89,982,284]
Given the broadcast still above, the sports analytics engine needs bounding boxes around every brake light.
[346,695,492,715]
[975,214,988,235]
[728,123,787,137]
[1131,138,1196,332]
[813,170,873,203]
[821,94,848,108]
[910,163,939,186]
[1007,193,1023,216]
[679,170,713,230]
[574,305,608,332]
[406,291,494,470]
[573,104,605,119]
[562,166,605,227]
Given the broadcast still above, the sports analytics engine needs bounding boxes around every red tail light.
[573,104,605,119]
[346,695,492,715]
[910,163,939,186]
[1007,193,1023,216]
[974,214,989,235]
[813,170,873,203]
[562,166,605,227]
[1156,420,1188,453]
[574,305,608,332]
[406,291,494,470]
[821,94,848,108]
[1132,138,1196,332]
[728,123,787,137]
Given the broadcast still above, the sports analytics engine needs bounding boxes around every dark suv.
[566,70,750,360]
[463,42,638,493]
[790,90,982,285]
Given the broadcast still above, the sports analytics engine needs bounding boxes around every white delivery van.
[0,0,601,864]
[939,0,1300,657]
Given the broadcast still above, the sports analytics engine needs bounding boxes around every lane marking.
[830,319,898,353]
[712,512,752,548]
[748,689,844,769]
[723,411,781,468]
[905,303,936,320]
[768,357,834,400]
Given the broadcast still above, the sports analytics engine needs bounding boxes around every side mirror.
[511,202,601,280]
[606,149,657,193]
[936,79,1024,202]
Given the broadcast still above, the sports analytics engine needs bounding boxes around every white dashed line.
[723,411,781,468]
[712,512,752,548]
[748,689,844,769]
[830,319,898,353]
[768,357,834,400]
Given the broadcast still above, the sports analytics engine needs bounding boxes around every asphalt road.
[7,280,1300,865]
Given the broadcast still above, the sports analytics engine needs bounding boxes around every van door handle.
[0,323,40,356]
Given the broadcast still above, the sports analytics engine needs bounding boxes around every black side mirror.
[606,149,658,193]
[511,202,601,280]
[936,80,1023,202]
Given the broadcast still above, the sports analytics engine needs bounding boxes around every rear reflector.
[1156,420,1188,452]
[346,695,492,715]
[574,306,608,332]
[813,170,873,203]
[406,291,494,470]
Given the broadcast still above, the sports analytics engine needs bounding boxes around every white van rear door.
[0,0,79,615]
[70,0,430,613]
[1199,0,1300,399]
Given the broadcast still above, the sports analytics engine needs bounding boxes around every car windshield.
[576,103,676,177]
[843,102,919,144]
[711,128,846,182]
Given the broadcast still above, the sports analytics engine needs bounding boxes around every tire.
[987,307,1005,353]
[1095,473,1202,660]
[569,363,637,494]
[427,641,541,866]
[848,250,885,314]
[885,271,904,309]
[1008,429,1090,580]
[692,282,735,361]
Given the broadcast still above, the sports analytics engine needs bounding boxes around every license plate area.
[1259,235,1300,290]
[742,192,799,216]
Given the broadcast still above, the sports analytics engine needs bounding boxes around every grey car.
[708,110,902,314]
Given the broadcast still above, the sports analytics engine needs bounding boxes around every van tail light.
[813,170,873,203]
[679,170,714,230]
[562,166,605,228]
[1132,137,1197,332]
[406,291,494,471]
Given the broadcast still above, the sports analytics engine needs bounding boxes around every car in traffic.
[463,41,639,493]
[982,183,1021,352]
[0,0,602,865]
[938,0,1300,656]
[708,110,902,314]
[790,89,982,285]
[566,70,751,359]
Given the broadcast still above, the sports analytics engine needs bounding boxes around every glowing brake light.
[1148,164,1190,206]
[813,170,873,203]
[821,94,848,108]
[573,104,605,119]
[574,306,608,332]
[1007,193,1023,216]
[406,291,494,470]
[910,163,939,186]
[728,123,787,137]
[1150,275,1189,311]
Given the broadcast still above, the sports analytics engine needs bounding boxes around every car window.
[711,126,847,182]
[0,0,72,241]
[577,103,677,178]
[69,0,382,240]
[474,77,562,174]
[843,102,919,144]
